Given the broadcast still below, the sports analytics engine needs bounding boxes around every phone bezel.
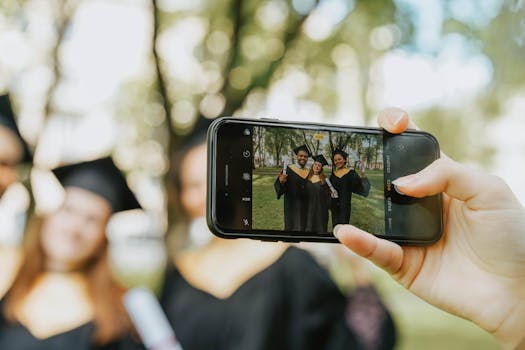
[207,117,443,245]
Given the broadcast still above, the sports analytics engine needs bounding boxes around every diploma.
[282,158,288,175]
[325,178,338,198]
[124,287,183,350]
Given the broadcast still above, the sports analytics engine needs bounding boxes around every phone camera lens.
[242,150,251,158]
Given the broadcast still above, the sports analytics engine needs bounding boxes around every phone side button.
[259,117,279,120]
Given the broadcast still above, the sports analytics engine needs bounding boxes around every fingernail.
[333,224,342,238]
[391,110,406,127]
[393,184,405,195]
[392,175,417,188]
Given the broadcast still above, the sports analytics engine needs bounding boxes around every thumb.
[392,157,513,210]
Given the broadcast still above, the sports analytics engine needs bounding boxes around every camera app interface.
[245,125,385,236]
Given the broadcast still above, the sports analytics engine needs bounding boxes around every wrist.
[494,303,525,349]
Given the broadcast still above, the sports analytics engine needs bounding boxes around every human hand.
[335,107,525,349]
[279,172,287,184]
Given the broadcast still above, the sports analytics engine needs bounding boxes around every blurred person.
[335,108,525,350]
[155,132,396,350]
[0,93,33,310]
[305,154,331,233]
[330,149,370,228]
[164,136,354,349]
[274,144,311,231]
[0,93,32,199]
[0,157,141,350]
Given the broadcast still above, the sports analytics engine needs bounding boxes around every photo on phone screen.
[208,117,442,244]
[251,125,384,235]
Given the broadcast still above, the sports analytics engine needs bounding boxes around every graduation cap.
[332,148,348,160]
[293,144,311,156]
[0,94,32,163]
[52,157,141,213]
[312,154,328,167]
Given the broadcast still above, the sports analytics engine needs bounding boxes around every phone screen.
[210,118,442,244]
[216,122,390,237]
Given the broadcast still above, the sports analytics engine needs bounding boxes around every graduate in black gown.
[0,93,32,199]
[0,157,141,350]
[305,154,332,233]
[274,144,310,231]
[153,137,360,350]
[330,149,370,228]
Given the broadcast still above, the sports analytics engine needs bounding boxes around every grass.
[373,268,502,350]
[253,167,385,233]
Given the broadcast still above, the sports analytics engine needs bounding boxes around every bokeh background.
[1,0,524,349]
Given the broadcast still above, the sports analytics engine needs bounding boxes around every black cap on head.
[312,154,328,167]
[293,144,310,156]
[332,148,348,160]
[52,157,141,213]
[0,94,32,163]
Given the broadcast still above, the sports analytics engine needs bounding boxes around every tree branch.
[221,7,313,116]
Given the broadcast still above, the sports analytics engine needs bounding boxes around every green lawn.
[253,167,385,233]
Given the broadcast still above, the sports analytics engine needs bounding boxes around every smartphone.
[207,117,443,245]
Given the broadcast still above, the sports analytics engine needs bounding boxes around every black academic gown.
[330,169,371,228]
[160,247,358,350]
[305,178,330,233]
[0,298,119,350]
[274,166,309,231]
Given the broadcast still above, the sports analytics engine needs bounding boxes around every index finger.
[377,107,449,161]
[377,107,416,133]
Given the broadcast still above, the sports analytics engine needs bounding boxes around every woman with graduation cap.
[0,93,32,199]
[0,157,141,350]
[330,149,370,228]
[305,154,332,233]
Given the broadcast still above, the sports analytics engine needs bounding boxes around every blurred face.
[312,162,323,174]
[296,150,308,167]
[0,126,23,198]
[41,187,112,271]
[180,143,207,220]
[333,154,346,169]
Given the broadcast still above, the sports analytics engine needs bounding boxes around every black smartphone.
[207,117,443,245]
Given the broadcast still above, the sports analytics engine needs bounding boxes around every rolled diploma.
[325,178,338,198]
[124,287,183,350]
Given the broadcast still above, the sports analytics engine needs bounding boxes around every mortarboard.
[52,157,141,213]
[0,94,32,163]
[293,144,310,156]
[312,154,328,167]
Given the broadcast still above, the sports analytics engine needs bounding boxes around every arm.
[349,170,370,197]
[274,169,287,199]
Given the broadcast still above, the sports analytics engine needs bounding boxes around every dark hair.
[332,150,348,161]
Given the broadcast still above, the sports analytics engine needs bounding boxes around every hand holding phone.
[207,117,443,245]
[336,108,525,349]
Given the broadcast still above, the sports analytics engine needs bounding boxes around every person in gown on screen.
[155,133,377,350]
[274,144,311,231]
[0,157,141,350]
[305,154,332,233]
[330,149,370,228]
